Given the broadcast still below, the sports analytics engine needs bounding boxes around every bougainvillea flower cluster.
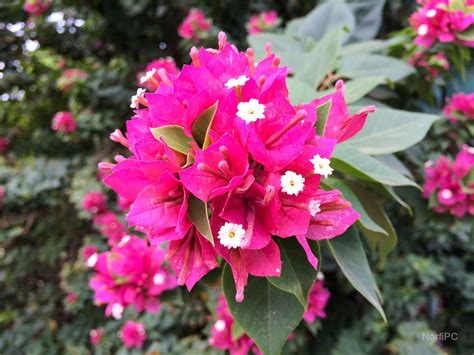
[178,8,212,41]
[120,321,147,349]
[89,235,177,318]
[409,0,474,48]
[23,0,50,16]
[407,51,450,79]
[137,57,179,91]
[303,275,331,324]
[51,111,76,134]
[423,145,474,217]
[102,32,373,302]
[82,191,108,214]
[0,136,10,154]
[443,92,474,122]
[247,10,280,34]
[89,328,103,346]
[57,69,88,92]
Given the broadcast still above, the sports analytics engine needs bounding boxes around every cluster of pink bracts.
[247,10,279,34]
[423,145,474,217]
[102,32,374,302]
[443,92,474,122]
[178,8,212,42]
[407,51,450,79]
[23,0,50,16]
[410,0,474,48]
[51,111,76,134]
[210,277,330,354]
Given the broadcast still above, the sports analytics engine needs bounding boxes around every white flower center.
[280,171,305,196]
[426,9,437,18]
[317,271,325,281]
[118,235,131,247]
[86,253,98,268]
[310,154,333,179]
[140,68,157,84]
[218,222,246,249]
[225,75,249,89]
[214,319,226,332]
[308,200,321,216]
[236,99,265,124]
[153,273,165,285]
[111,303,124,319]
[418,24,429,36]
[440,189,453,199]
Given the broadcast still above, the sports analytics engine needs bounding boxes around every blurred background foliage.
[0,0,473,354]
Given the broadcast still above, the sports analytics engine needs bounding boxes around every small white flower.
[236,99,265,124]
[280,171,305,196]
[308,200,321,216]
[86,253,98,268]
[111,303,124,319]
[426,9,437,18]
[225,75,249,89]
[139,68,157,84]
[153,273,165,286]
[118,235,131,247]
[214,319,226,332]
[418,24,429,36]
[467,146,474,154]
[310,154,333,179]
[218,222,246,249]
[317,272,325,281]
[424,160,433,168]
[440,189,453,199]
[130,88,146,109]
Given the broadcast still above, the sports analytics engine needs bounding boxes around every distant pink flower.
[410,0,474,48]
[443,92,474,122]
[408,51,450,78]
[90,328,103,346]
[66,292,78,304]
[120,321,146,349]
[0,136,10,154]
[118,196,133,211]
[51,111,76,134]
[92,211,127,245]
[0,186,4,209]
[23,0,50,16]
[89,235,177,317]
[423,145,474,218]
[247,10,279,34]
[178,8,212,41]
[82,191,107,214]
[82,245,98,267]
[137,57,179,91]
[303,277,331,324]
[209,294,262,355]
[57,69,88,92]
[102,33,370,302]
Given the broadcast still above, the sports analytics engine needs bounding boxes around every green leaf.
[191,102,218,149]
[332,145,419,187]
[456,26,474,41]
[231,320,246,341]
[287,78,316,104]
[267,238,319,307]
[327,227,386,322]
[222,266,304,355]
[344,107,439,155]
[187,195,214,245]
[315,100,332,136]
[150,125,192,155]
[325,178,387,235]
[342,77,386,104]
[348,183,398,268]
[375,154,413,178]
[340,39,389,56]
[339,54,415,82]
[297,28,342,88]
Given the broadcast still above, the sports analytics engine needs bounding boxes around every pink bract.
[51,111,77,134]
[120,320,147,349]
[303,278,331,324]
[178,8,212,41]
[443,92,474,122]
[102,33,373,302]
[82,191,107,214]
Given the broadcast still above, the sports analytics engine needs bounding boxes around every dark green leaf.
[222,266,304,355]
[267,238,319,307]
[187,195,214,245]
[150,125,192,155]
[327,227,386,322]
